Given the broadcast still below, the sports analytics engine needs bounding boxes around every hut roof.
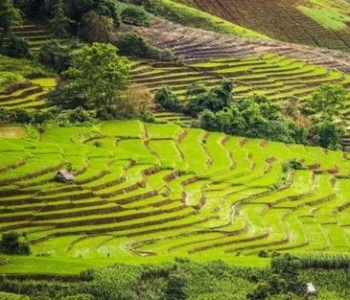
[306,282,317,294]
[56,169,75,181]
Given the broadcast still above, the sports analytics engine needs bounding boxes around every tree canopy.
[306,84,346,116]
[48,43,130,118]
[0,231,30,255]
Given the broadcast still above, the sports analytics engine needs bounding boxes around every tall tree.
[307,84,346,116]
[49,43,130,117]
[49,0,72,38]
[0,0,21,46]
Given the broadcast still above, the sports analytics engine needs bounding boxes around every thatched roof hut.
[54,169,75,183]
[306,282,317,295]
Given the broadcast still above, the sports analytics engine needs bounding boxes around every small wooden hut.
[54,169,75,183]
[306,282,317,296]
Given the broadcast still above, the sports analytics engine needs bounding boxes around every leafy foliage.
[116,32,173,60]
[154,86,181,111]
[184,80,233,117]
[0,36,31,59]
[48,0,72,38]
[79,10,113,42]
[120,5,151,26]
[308,117,344,150]
[38,40,76,73]
[305,84,346,116]
[0,0,21,46]
[247,254,306,300]
[48,43,130,118]
[0,232,30,255]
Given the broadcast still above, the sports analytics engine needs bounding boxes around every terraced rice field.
[11,21,51,53]
[0,77,57,110]
[1,121,350,261]
[131,53,350,103]
[130,53,350,137]
[178,0,350,52]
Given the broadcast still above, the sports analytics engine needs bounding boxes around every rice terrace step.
[0,121,350,268]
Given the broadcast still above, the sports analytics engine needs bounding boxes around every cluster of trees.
[44,42,153,121]
[155,82,345,149]
[247,254,307,300]
[47,42,130,119]
[116,32,174,61]
[0,106,98,127]
[0,0,155,59]
[0,1,31,58]
[0,0,21,46]
[14,0,151,41]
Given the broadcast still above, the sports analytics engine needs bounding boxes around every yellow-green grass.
[0,291,30,300]
[1,121,350,274]
[298,0,350,31]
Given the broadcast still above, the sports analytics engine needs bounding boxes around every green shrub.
[55,107,97,126]
[116,32,174,61]
[0,71,26,90]
[94,0,121,27]
[154,86,181,111]
[79,10,113,42]
[47,84,87,109]
[116,32,157,58]
[120,5,150,26]
[48,0,72,38]
[140,111,155,122]
[0,232,30,255]
[38,40,72,72]
[0,36,31,59]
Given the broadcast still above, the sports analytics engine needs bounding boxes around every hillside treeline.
[155,81,346,150]
[2,255,350,299]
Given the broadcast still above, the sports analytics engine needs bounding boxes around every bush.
[0,36,31,59]
[47,84,87,109]
[120,5,150,26]
[49,0,72,38]
[116,32,157,58]
[38,40,73,72]
[79,10,113,43]
[116,32,175,61]
[159,48,175,61]
[154,86,181,111]
[94,0,121,27]
[55,107,97,126]
[0,232,30,255]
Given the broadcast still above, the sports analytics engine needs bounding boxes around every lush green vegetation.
[154,81,345,150]
[0,121,349,277]
[2,1,350,298]
[1,257,350,299]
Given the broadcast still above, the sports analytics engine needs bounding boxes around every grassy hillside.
[0,121,350,274]
[177,0,350,51]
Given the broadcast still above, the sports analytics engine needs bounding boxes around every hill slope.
[135,17,350,147]
[177,0,350,51]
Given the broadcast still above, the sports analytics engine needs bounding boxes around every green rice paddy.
[1,121,350,274]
